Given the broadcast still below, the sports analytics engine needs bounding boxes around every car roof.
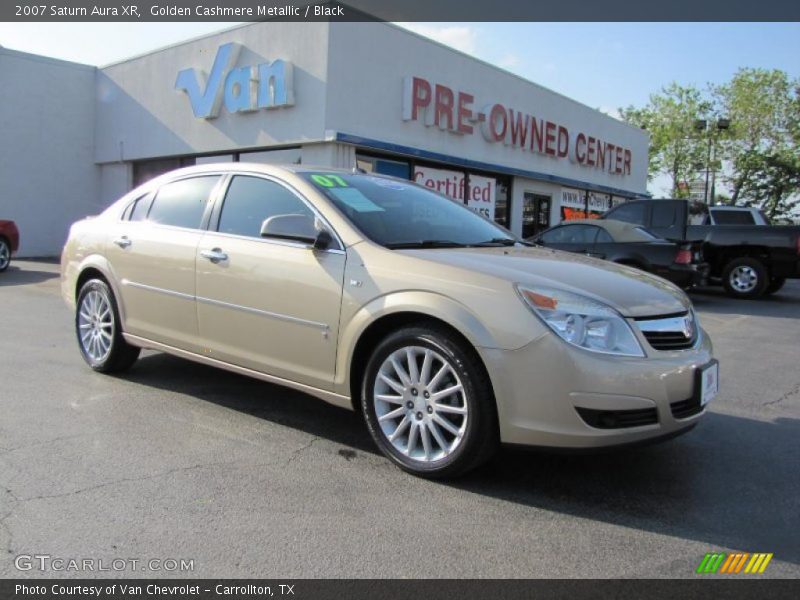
[556,219,663,243]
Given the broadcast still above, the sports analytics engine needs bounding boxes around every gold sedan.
[61,164,718,477]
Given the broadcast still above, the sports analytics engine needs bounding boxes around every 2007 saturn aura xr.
[61,164,719,477]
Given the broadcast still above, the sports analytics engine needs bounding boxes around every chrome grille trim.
[635,312,697,351]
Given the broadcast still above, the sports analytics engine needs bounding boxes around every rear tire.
[0,238,10,272]
[361,325,498,479]
[722,257,768,299]
[764,277,786,296]
[76,279,140,373]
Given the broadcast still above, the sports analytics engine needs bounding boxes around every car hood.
[400,246,690,318]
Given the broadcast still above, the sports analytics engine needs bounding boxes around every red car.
[0,220,20,272]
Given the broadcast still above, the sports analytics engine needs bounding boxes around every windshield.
[300,172,519,248]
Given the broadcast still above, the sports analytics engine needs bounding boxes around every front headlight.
[516,285,645,357]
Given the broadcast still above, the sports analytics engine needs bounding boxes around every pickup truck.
[601,199,800,299]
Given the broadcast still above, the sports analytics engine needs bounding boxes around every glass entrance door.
[522,193,551,239]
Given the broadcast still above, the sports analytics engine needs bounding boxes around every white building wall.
[95,21,332,164]
[0,49,97,257]
[98,162,131,209]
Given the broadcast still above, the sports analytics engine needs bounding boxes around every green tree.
[713,68,799,212]
[620,83,711,197]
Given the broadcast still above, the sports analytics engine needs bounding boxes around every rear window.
[712,210,756,225]
[148,176,219,229]
[608,202,646,225]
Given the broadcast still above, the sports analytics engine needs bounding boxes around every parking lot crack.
[763,381,800,407]
[14,459,281,503]
[285,437,322,465]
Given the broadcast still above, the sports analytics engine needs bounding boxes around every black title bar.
[3,0,800,22]
[3,579,800,600]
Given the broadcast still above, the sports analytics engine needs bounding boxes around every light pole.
[694,118,731,204]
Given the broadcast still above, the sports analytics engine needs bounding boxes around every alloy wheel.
[78,289,115,363]
[730,265,758,293]
[372,345,468,463]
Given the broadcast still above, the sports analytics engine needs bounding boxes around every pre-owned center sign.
[402,76,633,177]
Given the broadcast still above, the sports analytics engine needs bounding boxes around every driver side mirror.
[260,214,334,251]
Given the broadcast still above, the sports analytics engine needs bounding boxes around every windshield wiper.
[471,237,523,247]
[385,240,467,249]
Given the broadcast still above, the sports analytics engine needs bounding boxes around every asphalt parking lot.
[1,260,798,579]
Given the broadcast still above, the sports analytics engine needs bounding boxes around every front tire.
[764,277,786,296]
[361,325,498,478]
[0,238,10,272]
[76,279,140,373]
[722,257,768,299]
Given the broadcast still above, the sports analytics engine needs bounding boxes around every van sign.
[175,43,294,119]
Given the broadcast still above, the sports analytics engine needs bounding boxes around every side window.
[609,202,646,225]
[541,225,596,244]
[651,202,676,228]
[147,176,219,229]
[129,193,153,222]
[596,228,614,243]
[217,176,315,239]
[540,227,567,244]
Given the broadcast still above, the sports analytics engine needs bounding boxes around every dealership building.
[1,21,649,257]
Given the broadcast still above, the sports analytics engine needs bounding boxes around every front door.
[107,175,221,352]
[522,193,551,239]
[195,175,346,390]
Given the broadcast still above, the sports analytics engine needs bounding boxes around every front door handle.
[200,248,228,263]
[113,236,131,248]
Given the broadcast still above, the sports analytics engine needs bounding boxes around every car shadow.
[0,264,61,287]
[123,353,800,566]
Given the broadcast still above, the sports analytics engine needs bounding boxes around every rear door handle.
[113,236,131,248]
[200,248,228,263]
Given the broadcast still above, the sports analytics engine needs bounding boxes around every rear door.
[195,174,346,390]
[106,175,222,351]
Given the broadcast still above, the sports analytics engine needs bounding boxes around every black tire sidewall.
[361,326,494,478]
[0,239,9,272]
[722,258,768,299]
[76,279,125,371]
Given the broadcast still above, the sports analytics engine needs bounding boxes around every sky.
[1,21,798,195]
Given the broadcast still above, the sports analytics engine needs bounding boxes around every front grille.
[576,407,658,429]
[670,397,703,419]
[636,312,697,351]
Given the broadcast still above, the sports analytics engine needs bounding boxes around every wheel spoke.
[405,348,419,384]
[434,402,467,415]
[375,393,404,405]
[420,423,432,460]
[390,355,411,387]
[388,415,410,442]
[378,373,405,395]
[430,384,462,403]
[427,421,448,454]
[428,363,448,391]
[407,422,419,456]
[419,350,433,386]
[378,406,405,422]
[433,414,460,436]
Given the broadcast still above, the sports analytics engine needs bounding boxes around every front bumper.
[479,326,714,448]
